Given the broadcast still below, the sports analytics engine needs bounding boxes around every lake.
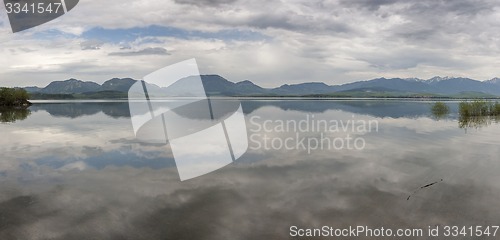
[1,99,499,239]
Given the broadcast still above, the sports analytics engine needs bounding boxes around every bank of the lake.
[0,88,32,107]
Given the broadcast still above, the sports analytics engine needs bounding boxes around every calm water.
[1,100,500,239]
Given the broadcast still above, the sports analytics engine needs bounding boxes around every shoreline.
[26,97,500,104]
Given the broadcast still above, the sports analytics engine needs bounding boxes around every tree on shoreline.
[0,88,31,107]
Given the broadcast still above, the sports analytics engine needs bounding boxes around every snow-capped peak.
[487,77,500,84]
[426,76,455,83]
[403,77,425,82]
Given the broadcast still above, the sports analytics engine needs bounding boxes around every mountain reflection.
[29,100,448,120]
[29,102,132,118]
[242,100,436,118]
[1,100,499,239]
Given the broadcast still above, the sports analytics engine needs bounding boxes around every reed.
[459,100,500,117]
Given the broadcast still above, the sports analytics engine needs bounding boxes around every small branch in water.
[407,179,443,201]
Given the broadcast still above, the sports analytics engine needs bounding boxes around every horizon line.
[15,75,500,89]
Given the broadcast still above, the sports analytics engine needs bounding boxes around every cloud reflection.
[1,100,500,239]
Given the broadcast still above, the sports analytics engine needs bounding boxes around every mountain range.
[23,75,500,98]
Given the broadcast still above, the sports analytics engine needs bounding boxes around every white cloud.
[0,0,500,87]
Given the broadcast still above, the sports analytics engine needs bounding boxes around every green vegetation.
[431,102,450,119]
[29,91,127,100]
[0,108,31,123]
[459,100,500,117]
[0,88,31,107]
[458,100,500,130]
[458,115,497,130]
[450,91,498,99]
[74,91,128,99]
[29,92,75,100]
[304,91,500,99]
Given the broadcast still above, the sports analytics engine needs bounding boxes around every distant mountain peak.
[487,77,500,84]
[428,76,452,82]
[236,80,262,88]
[202,74,227,80]
[22,74,500,97]
[370,77,387,81]
[237,80,254,85]
[39,78,101,94]
[101,78,138,92]
[63,78,82,82]
[403,77,424,82]
[425,76,476,82]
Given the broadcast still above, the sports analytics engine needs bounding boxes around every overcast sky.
[1,0,499,87]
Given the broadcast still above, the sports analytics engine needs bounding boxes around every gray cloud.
[244,13,353,34]
[405,0,495,16]
[80,40,104,50]
[2,0,500,86]
[375,0,499,44]
[174,0,237,7]
[357,48,476,70]
[108,47,170,57]
[338,0,401,11]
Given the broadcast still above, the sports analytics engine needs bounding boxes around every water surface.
[1,100,499,239]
